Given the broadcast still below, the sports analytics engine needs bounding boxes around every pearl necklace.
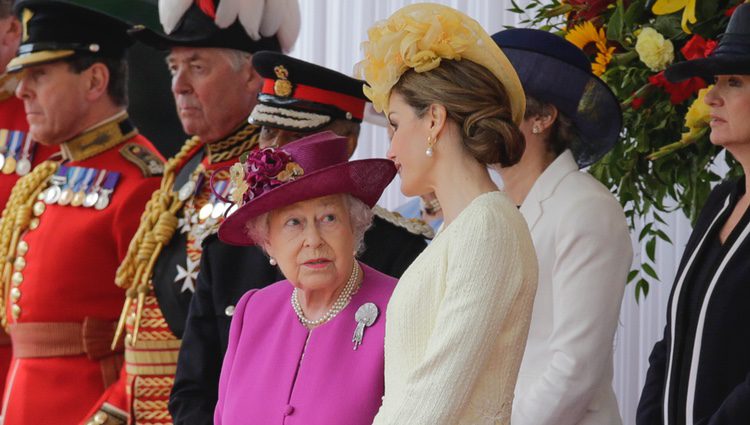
[291,262,360,328]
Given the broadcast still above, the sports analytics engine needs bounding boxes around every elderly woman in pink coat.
[213,131,398,425]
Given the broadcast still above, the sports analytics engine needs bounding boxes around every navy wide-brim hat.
[7,0,136,73]
[666,3,750,82]
[492,28,622,168]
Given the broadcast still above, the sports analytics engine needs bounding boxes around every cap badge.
[21,9,33,42]
[273,65,293,97]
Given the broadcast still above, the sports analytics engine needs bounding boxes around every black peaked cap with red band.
[250,51,369,132]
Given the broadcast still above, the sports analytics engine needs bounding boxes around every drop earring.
[269,257,277,266]
[532,124,542,134]
[426,136,435,157]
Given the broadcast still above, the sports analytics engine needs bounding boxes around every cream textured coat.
[372,191,538,425]
[512,150,632,425]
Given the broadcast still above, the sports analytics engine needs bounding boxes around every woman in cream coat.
[357,5,538,424]
[493,29,633,425]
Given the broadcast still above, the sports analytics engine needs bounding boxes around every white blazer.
[511,150,632,425]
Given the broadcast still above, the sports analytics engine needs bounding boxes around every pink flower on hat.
[232,147,304,204]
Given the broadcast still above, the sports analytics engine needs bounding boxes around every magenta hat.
[218,131,397,246]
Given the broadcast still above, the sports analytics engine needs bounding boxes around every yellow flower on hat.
[356,3,525,124]
[652,0,697,34]
[229,162,249,204]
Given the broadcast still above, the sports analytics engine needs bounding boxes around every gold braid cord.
[112,137,202,348]
[0,161,60,330]
[205,125,258,163]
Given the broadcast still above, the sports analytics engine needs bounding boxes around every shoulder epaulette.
[120,143,164,177]
[373,205,435,239]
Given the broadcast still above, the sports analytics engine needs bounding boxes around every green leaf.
[638,222,653,241]
[642,262,659,280]
[628,269,639,283]
[646,237,656,261]
[607,0,627,43]
[635,278,650,303]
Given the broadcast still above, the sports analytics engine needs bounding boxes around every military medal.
[0,129,9,171]
[83,170,107,208]
[71,168,95,207]
[178,181,196,202]
[352,303,379,350]
[210,180,230,220]
[44,166,68,205]
[2,131,21,175]
[15,133,33,176]
[94,171,120,210]
[58,167,82,206]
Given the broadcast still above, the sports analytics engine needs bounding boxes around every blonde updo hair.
[392,59,525,167]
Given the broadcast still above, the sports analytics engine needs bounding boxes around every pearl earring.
[426,136,435,157]
[269,257,277,266]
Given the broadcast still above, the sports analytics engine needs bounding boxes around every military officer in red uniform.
[0,1,165,424]
[0,0,57,401]
[84,1,301,424]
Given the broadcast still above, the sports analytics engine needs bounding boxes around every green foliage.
[510,0,745,299]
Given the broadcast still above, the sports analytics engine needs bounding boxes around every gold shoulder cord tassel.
[0,161,60,330]
[112,137,202,349]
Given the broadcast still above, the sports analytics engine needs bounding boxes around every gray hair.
[245,194,374,256]
[219,48,252,72]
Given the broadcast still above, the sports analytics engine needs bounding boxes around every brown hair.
[524,95,578,157]
[392,59,525,167]
[0,1,11,19]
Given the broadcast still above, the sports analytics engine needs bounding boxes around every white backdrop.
[288,1,689,424]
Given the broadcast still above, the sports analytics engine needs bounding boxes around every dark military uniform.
[169,51,433,425]
[87,2,291,424]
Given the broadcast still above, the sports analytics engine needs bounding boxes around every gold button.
[13,256,26,271]
[32,201,45,217]
[11,304,20,319]
[93,411,108,424]
[124,334,132,347]
[29,218,40,230]
[16,241,28,255]
[10,287,20,302]
[11,272,23,286]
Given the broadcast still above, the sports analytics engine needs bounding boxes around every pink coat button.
[284,405,295,416]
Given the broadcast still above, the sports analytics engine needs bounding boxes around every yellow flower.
[565,21,614,76]
[679,85,712,143]
[276,162,304,183]
[229,162,249,204]
[355,3,526,124]
[652,0,697,34]
[635,27,675,71]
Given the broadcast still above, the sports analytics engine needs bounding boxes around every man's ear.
[85,62,111,102]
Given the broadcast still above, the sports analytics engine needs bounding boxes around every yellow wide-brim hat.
[356,3,526,125]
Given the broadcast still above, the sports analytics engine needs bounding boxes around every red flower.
[725,5,739,16]
[242,148,296,201]
[648,71,707,105]
[567,0,617,21]
[631,96,644,110]
[681,35,718,60]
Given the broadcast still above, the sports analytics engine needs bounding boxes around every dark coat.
[637,179,750,425]
[168,215,428,424]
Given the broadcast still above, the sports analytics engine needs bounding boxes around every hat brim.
[7,50,76,73]
[503,47,622,167]
[218,158,396,246]
[665,54,750,82]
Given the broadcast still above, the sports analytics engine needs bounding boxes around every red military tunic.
[85,122,258,425]
[0,74,57,399]
[0,112,163,425]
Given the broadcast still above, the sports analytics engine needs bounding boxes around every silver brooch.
[353,302,378,350]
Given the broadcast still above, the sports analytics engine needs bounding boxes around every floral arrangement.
[229,148,304,205]
[509,0,744,299]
